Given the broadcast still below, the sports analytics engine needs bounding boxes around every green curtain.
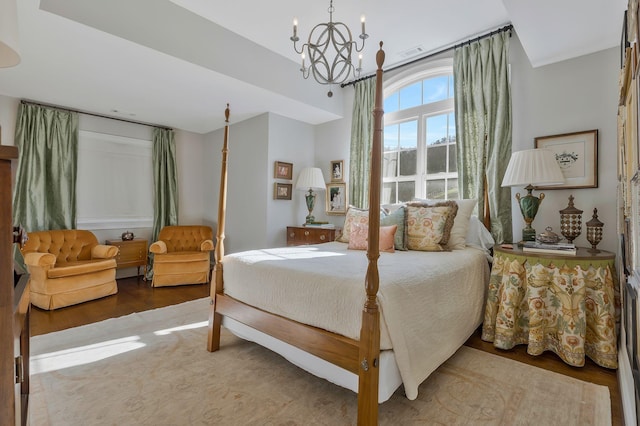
[147,127,178,280]
[348,77,377,209]
[151,127,178,243]
[454,31,512,244]
[12,102,79,272]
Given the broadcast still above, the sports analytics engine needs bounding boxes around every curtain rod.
[20,100,173,131]
[341,24,513,88]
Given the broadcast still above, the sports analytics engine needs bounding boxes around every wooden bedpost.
[207,104,230,352]
[358,42,385,426]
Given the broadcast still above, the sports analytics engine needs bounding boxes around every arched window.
[383,59,456,203]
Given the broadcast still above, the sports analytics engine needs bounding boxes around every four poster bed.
[206,44,491,424]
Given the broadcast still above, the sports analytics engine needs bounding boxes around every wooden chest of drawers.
[106,238,148,277]
[286,226,336,246]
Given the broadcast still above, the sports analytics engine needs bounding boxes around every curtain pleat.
[348,77,377,209]
[454,31,513,244]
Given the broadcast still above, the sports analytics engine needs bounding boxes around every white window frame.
[383,59,456,202]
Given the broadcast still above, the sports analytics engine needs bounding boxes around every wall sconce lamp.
[501,149,565,242]
[295,167,326,224]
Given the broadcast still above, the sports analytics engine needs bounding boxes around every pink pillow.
[348,224,397,253]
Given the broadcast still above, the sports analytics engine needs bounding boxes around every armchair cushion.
[21,229,118,310]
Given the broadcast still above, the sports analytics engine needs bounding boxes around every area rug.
[29,298,611,425]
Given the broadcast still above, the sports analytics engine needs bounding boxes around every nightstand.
[106,238,148,278]
[482,245,618,368]
[286,226,337,246]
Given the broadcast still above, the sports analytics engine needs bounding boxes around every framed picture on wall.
[274,183,292,200]
[326,183,347,215]
[274,161,293,180]
[330,160,344,182]
[534,129,598,189]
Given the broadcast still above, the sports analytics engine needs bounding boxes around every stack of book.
[304,222,335,229]
[522,241,577,256]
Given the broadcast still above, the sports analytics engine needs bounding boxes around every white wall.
[510,32,619,253]
[204,112,316,254]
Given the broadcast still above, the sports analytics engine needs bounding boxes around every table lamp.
[501,149,565,242]
[295,167,326,224]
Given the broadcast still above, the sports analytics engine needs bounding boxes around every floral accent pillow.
[337,205,384,243]
[348,224,397,253]
[405,201,458,251]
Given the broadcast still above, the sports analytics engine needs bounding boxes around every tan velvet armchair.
[21,229,119,310]
[149,225,213,287]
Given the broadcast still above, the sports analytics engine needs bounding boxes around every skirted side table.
[482,245,618,369]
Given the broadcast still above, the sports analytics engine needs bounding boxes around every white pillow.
[465,215,495,251]
[413,198,477,250]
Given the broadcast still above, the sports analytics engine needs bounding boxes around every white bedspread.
[223,241,490,400]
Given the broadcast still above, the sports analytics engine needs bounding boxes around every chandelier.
[290,0,368,97]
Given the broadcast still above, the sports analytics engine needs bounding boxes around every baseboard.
[618,342,637,426]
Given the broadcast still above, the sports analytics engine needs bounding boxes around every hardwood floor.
[31,276,623,425]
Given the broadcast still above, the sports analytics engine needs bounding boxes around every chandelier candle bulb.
[361,16,366,35]
[293,19,297,38]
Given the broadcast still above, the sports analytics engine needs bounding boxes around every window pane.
[399,121,417,148]
[398,181,415,202]
[399,149,416,176]
[383,152,398,178]
[426,145,446,174]
[425,179,445,199]
[426,114,448,146]
[382,182,396,204]
[448,112,456,142]
[447,178,459,199]
[384,92,399,113]
[399,121,417,176]
[448,75,454,98]
[448,144,457,173]
[422,76,448,104]
[399,82,421,109]
[384,123,398,151]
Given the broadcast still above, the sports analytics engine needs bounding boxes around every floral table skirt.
[482,250,618,369]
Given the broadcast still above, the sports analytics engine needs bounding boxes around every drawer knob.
[320,235,326,240]
[289,232,295,238]
[304,231,309,236]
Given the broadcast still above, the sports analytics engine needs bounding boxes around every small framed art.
[274,161,293,180]
[330,160,344,182]
[274,182,292,200]
[326,182,347,215]
[534,129,598,189]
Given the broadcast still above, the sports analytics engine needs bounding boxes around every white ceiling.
[0,0,627,134]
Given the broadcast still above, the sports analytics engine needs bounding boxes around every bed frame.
[207,43,386,425]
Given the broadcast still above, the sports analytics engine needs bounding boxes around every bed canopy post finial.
[207,103,230,352]
[357,41,384,426]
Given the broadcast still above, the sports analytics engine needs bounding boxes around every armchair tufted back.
[21,229,99,264]
[158,225,213,252]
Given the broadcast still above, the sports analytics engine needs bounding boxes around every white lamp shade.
[501,149,565,187]
[0,0,20,68]
[295,167,326,191]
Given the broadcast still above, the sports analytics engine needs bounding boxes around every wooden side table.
[286,226,337,246]
[106,238,148,278]
[482,245,618,369]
